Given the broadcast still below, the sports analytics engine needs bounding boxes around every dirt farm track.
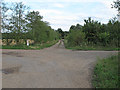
[2,41,118,88]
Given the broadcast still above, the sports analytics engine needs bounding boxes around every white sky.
[4,0,118,31]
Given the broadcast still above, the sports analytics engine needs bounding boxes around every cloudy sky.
[4,0,118,31]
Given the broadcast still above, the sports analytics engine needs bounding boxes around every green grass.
[29,40,58,50]
[1,45,32,49]
[66,46,119,51]
[92,55,119,88]
[64,40,119,51]
[1,40,58,50]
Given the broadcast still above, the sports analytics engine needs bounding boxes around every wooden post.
[27,40,29,46]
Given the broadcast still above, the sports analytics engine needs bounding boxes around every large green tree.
[83,17,101,45]
[66,17,120,47]
[26,11,46,43]
[26,11,58,43]
[56,28,64,39]
[9,2,29,44]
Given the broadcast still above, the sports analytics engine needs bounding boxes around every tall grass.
[92,54,119,88]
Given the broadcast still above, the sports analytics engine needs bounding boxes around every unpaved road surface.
[2,41,118,88]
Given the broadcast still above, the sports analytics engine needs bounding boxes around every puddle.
[2,66,21,74]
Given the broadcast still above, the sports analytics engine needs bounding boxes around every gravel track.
[2,40,118,88]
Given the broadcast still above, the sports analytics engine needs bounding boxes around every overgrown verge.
[92,54,119,88]
[64,40,119,51]
[2,40,58,50]
[64,17,120,51]
[66,46,119,51]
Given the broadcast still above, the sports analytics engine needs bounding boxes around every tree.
[83,17,101,45]
[26,11,58,43]
[56,28,64,39]
[26,11,44,43]
[112,0,120,21]
[112,0,120,11]
[69,25,75,32]
[1,1,9,32]
[9,2,29,44]
[67,30,85,46]
[69,24,82,33]
[1,1,12,45]
[106,18,120,47]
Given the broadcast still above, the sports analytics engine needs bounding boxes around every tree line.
[65,0,120,48]
[1,0,120,48]
[1,1,59,45]
[66,17,120,48]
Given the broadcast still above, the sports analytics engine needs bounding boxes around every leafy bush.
[65,17,120,49]
[67,30,85,47]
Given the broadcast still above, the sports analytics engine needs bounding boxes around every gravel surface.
[2,40,118,88]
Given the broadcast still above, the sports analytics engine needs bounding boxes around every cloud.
[37,9,63,15]
[29,6,117,31]
[36,11,90,30]
[4,0,117,31]
[53,3,65,8]
[11,0,107,3]
[3,0,28,5]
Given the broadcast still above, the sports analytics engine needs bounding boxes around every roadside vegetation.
[1,1,59,49]
[64,1,120,51]
[64,17,120,51]
[2,40,58,50]
[92,54,119,88]
[1,0,119,51]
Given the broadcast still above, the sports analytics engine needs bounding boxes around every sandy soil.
[2,40,118,88]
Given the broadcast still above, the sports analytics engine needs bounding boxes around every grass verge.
[64,40,119,51]
[29,40,58,50]
[66,46,119,51]
[1,45,32,49]
[1,40,58,50]
[92,54,119,88]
